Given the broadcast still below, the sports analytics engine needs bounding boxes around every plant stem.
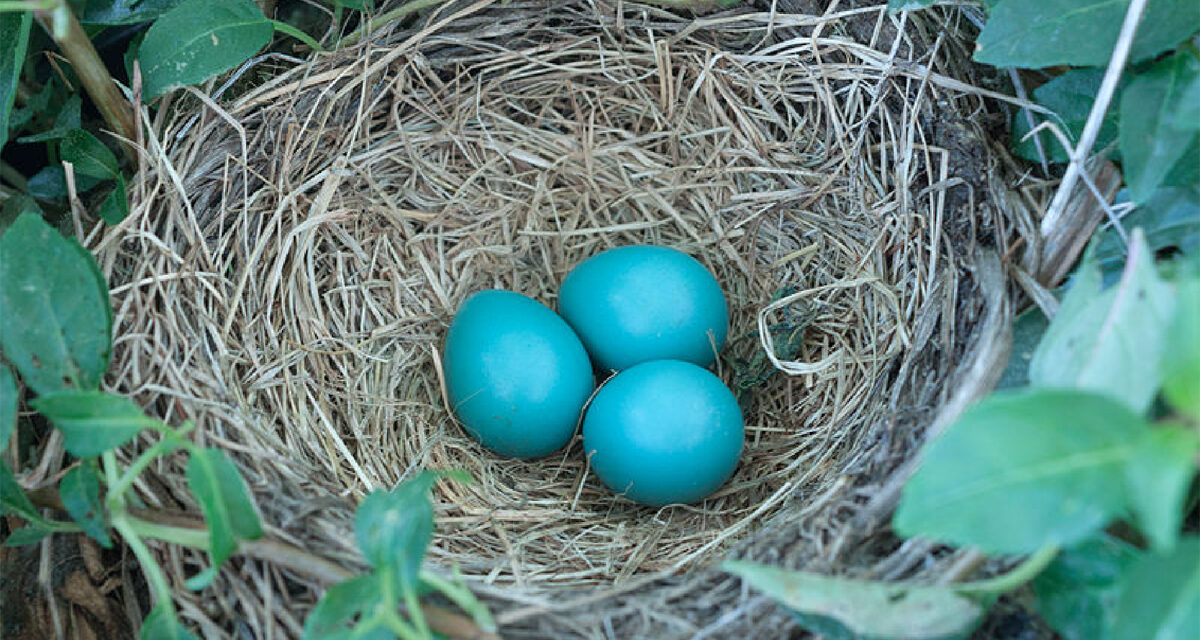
[113,513,177,613]
[0,161,29,191]
[272,19,326,52]
[339,0,449,47]
[951,546,1059,595]
[126,515,209,548]
[107,436,184,502]
[34,0,136,157]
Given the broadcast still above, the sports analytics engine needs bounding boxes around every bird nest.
[96,1,1024,637]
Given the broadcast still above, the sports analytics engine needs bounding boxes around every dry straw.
[89,0,1040,636]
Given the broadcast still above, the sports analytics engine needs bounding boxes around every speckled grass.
[80,1,1041,637]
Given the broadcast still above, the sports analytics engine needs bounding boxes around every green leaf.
[1012,69,1120,164]
[81,0,187,25]
[976,0,1200,68]
[0,194,42,235]
[1032,534,1141,640]
[1029,230,1174,413]
[1124,426,1200,552]
[3,525,50,547]
[894,389,1148,554]
[1111,537,1200,640]
[27,165,103,201]
[16,95,82,144]
[185,447,263,581]
[0,214,112,395]
[996,305,1050,390]
[1121,53,1200,204]
[1162,278,1200,417]
[60,129,120,180]
[0,365,15,450]
[0,459,39,521]
[724,561,985,640]
[0,10,31,152]
[302,574,380,640]
[32,390,152,458]
[355,471,439,592]
[98,174,129,225]
[138,0,273,100]
[140,604,199,640]
[60,465,112,548]
[1094,187,1200,275]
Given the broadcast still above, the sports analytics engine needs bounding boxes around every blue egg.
[443,290,594,458]
[559,245,728,372]
[582,360,743,506]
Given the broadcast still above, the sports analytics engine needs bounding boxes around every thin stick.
[1041,0,1147,236]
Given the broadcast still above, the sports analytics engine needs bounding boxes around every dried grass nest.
[94,1,1036,637]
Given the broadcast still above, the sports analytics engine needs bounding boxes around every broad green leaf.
[17,95,82,144]
[996,305,1050,390]
[1029,230,1174,413]
[186,447,263,581]
[82,0,187,25]
[1111,538,1200,640]
[1094,187,1200,275]
[60,465,112,548]
[0,365,15,450]
[99,174,129,224]
[1162,278,1200,416]
[1172,70,1200,132]
[724,561,985,640]
[0,214,112,395]
[1033,535,1140,640]
[894,389,1147,554]
[138,0,273,100]
[27,165,103,201]
[302,574,380,640]
[976,0,1200,68]
[0,10,31,152]
[0,459,39,521]
[32,390,153,457]
[3,525,50,547]
[0,194,42,235]
[60,129,120,180]
[1012,69,1120,164]
[1124,426,1199,552]
[1121,53,1200,204]
[140,605,199,640]
[355,471,439,592]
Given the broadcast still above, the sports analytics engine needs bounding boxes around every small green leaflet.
[1124,426,1199,552]
[894,389,1147,554]
[0,459,40,521]
[1162,278,1200,417]
[0,214,113,395]
[99,175,130,224]
[1120,53,1200,204]
[140,604,199,640]
[996,305,1049,390]
[3,525,50,547]
[0,10,32,152]
[60,465,112,548]
[185,447,263,589]
[975,0,1200,68]
[724,561,984,640]
[27,165,104,201]
[32,390,154,458]
[1111,538,1200,640]
[138,0,273,99]
[0,365,15,450]
[1011,69,1121,164]
[301,574,381,640]
[17,95,82,144]
[1029,230,1174,414]
[1032,535,1141,640]
[355,471,439,593]
[59,129,121,180]
[1093,187,1199,276]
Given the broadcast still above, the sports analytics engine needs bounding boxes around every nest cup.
[101,1,1021,637]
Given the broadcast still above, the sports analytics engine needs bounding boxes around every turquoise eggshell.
[443,289,594,459]
[582,360,744,506]
[558,245,729,372]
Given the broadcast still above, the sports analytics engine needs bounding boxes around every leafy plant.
[727,1,1200,637]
